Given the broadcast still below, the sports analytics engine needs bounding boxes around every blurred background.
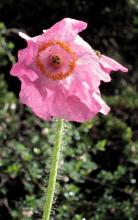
[0,0,138,219]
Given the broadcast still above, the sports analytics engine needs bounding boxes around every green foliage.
[0,22,15,65]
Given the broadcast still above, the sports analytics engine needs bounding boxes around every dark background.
[0,0,138,219]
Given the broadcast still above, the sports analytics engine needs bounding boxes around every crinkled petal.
[71,42,111,83]
[33,65,59,90]
[59,64,100,97]
[44,18,87,42]
[66,95,101,122]
[47,89,101,122]
[99,55,128,73]
[10,63,38,81]
[19,79,51,120]
[72,35,95,57]
[18,40,37,65]
[76,52,111,83]
[94,62,111,82]
[71,64,100,93]
[93,89,110,115]
[82,53,111,83]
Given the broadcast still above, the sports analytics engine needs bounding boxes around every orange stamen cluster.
[35,41,77,80]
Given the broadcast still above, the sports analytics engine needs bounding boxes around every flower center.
[35,41,77,80]
[49,55,62,67]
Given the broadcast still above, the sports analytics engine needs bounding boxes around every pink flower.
[10,18,128,122]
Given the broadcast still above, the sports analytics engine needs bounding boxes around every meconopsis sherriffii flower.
[10,18,128,122]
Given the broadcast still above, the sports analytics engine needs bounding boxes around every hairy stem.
[42,118,64,220]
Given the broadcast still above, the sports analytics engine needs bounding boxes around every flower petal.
[18,40,37,65]
[10,63,38,81]
[72,35,95,57]
[71,42,111,83]
[66,95,100,122]
[99,55,128,73]
[19,32,31,41]
[44,18,87,42]
[47,89,101,122]
[93,89,110,115]
[20,79,51,120]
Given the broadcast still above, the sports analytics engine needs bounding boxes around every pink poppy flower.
[10,18,128,122]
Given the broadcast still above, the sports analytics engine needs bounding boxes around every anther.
[49,55,62,67]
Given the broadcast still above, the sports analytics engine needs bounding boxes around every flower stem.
[42,118,64,220]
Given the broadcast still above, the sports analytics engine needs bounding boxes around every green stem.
[42,118,64,220]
